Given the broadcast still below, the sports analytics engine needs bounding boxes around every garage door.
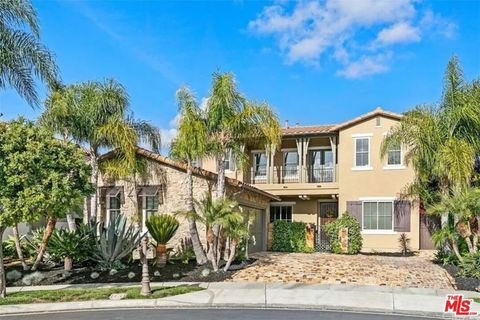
[241,207,265,253]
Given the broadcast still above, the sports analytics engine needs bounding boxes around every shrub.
[146,215,179,245]
[2,236,18,258]
[398,233,411,256]
[272,220,309,252]
[48,228,91,270]
[435,249,460,266]
[324,213,362,254]
[458,253,480,279]
[91,213,141,270]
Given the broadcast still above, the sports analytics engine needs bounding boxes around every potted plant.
[146,215,179,267]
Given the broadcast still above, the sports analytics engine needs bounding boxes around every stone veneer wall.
[96,158,271,251]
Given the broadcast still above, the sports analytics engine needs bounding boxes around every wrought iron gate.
[315,224,331,252]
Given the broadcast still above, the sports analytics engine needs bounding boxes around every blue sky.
[1,0,479,148]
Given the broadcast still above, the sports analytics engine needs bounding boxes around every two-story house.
[201,107,437,251]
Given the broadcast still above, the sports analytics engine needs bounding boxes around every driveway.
[231,252,455,289]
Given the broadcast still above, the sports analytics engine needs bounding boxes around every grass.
[473,298,480,303]
[0,285,203,305]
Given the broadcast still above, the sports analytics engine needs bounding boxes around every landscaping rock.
[172,273,180,278]
[109,269,118,276]
[6,270,22,281]
[22,272,45,286]
[154,270,161,277]
[128,272,136,279]
[109,293,127,300]
[201,268,210,277]
[90,272,100,280]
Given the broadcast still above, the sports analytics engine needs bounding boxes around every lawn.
[473,298,480,303]
[0,285,203,305]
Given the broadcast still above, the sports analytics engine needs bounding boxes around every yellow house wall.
[337,116,420,251]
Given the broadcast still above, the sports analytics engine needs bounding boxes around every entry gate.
[315,202,338,252]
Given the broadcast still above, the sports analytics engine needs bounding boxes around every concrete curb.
[1,282,479,319]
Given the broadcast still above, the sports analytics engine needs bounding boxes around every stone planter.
[156,244,167,267]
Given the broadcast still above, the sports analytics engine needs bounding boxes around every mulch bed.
[5,258,256,287]
[442,264,480,292]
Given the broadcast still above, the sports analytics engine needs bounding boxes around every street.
[0,309,433,320]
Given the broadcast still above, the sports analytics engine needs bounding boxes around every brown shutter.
[394,200,411,232]
[347,201,362,227]
[99,188,107,223]
[119,186,125,204]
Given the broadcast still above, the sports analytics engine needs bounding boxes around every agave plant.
[48,229,91,271]
[146,215,179,267]
[92,213,141,270]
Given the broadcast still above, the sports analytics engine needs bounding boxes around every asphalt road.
[0,309,433,320]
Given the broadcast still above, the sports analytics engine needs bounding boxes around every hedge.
[324,213,362,254]
[272,220,310,252]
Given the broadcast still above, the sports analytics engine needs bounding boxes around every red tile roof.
[99,147,280,201]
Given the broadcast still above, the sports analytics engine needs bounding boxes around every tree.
[203,72,281,269]
[40,80,161,223]
[382,56,480,255]
[170,87,209,265]
[0,119,93,297]
[0,0,59,107]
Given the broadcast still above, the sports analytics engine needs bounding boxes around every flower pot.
[156,244,167,268]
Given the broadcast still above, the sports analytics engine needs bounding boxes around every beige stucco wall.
[97,158,271,252]
[337,115,420,251]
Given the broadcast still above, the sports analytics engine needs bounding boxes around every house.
[200,107,439,251]
[93,148,279,253]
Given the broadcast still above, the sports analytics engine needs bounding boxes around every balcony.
[250,166,334,184]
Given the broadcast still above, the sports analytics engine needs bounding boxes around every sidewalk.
[2,282,480,318]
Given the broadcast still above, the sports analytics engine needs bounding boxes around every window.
[310,149,333,182]
[283,151,298,178]
[253,152,267,178]
[138,187,161,232]
[363,201,393,231]
[375,116,381,127]
[224,149,235,171]
[387,142,402,166]
[270,205,293,222]
[354,137,370,167]
[106,188,122,226]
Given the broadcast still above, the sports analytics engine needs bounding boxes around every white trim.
[351,133,373,137]
[383,165,406,170]
[359,197,396,201]
[250,149,266,153]
[270,201,296,206]
[351,166,373,171]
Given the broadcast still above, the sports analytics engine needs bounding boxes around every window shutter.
[119,186,125,205]
[347,201,362,226]
[394,200,411,232]
[99,188,107,222]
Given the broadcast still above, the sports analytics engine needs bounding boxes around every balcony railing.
[307,166,334,183]
[250,165,334,184]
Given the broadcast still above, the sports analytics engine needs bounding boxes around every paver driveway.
[230,251,455,289]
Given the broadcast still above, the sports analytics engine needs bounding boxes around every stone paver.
[230,252,455,289]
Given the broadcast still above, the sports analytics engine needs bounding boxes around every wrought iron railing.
[308,166,334,183]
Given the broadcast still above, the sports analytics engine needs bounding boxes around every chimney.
[295,122,300,127]
[285,120,289,128]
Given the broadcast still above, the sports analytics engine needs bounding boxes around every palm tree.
[193,193,239,271]
[204,72,281,269]
[0,0,59,107]
[170,87,209,265]
[382,56,480,255]
[40,80,161,224]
